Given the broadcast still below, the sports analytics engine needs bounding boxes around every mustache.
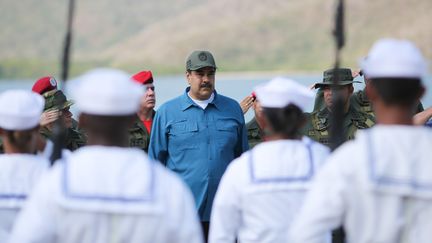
[200,83,213,88]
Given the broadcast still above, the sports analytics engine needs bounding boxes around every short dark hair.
[370,78,423,106]
[263,104,305,138]
[80,113,135,142]
[2,127,38,152]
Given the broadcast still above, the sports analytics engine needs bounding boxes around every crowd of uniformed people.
[0,38,431,243]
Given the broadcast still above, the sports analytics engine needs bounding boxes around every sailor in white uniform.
[289,39,432,243]
[9,68,203,243]
[209,77,331,243]
[0,90,49,242]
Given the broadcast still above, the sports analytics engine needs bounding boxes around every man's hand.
[240,95,254,114]
[413,107,432,125]
[351,69,361,78]
[40,109,61,127]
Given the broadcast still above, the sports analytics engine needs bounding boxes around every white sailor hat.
[68,68,144,115]
[254,77,314,111]
[0,90,44,130]
[361,38,428,79]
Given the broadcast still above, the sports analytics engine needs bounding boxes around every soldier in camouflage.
[129,70,156,153]
[313,70,424,116]
[303,68,375,147]
[40,89,86,151]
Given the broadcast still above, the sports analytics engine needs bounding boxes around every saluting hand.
[40,109,61,127]
[240,95,255,114]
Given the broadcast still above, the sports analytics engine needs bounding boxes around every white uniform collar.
[358,126,432,199]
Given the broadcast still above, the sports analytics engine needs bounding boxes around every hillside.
[0,0,431,78]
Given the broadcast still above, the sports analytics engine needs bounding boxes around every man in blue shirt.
[149,50,248,240]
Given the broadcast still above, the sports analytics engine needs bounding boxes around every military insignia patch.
[50,77,57,87]
[198,52,207,61]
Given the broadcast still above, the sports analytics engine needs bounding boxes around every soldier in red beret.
[129,70,156,152]
[31,76,86,152]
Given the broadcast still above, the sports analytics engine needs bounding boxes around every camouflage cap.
[315,68,361,89]
[186,50,217,71]
[43,90,73,111]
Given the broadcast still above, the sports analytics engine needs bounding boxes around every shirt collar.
[180,87,221,111]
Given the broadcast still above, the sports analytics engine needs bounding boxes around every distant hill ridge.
[1,0,431,78]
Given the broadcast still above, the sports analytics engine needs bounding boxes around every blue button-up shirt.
[149,88,249,221]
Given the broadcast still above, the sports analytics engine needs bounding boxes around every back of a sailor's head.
[361,38,427,108]
[254,77,314,138]
[0,90,44,152]
[70,68,144,145]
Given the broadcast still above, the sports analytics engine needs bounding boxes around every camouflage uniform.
[306,68,375,147]
[350,89,374,116]
[314,87,424,116]
[302,106,375,147]
[246,117,263,149]
[351,89,424,115]
[41,90,86,151]
[40,126,86,151]
[128,110,155,153]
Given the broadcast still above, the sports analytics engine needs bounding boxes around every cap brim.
[188,65,217,71]
[315,80,360,89]
[61,100,74,109]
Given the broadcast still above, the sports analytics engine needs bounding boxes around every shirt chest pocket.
[215,118,238,133]
[169,120,199,136]
[215,118,238,144]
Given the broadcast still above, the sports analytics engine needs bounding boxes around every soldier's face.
[140,84,156,111]
[186,67,215,100]
[323,85,353,109]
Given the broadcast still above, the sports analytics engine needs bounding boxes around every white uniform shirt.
[9,146,203,243]
[209,138,330,243]
[0,154,49,242]
[290,125,432,243]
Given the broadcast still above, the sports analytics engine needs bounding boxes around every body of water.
[1,74,432,122]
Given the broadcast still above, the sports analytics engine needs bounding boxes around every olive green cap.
[43,90,73,111]
[315,68,360,89]
[186,50,217,71]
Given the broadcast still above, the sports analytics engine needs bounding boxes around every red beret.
[131,71,154,85]
[32,76,58,94]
